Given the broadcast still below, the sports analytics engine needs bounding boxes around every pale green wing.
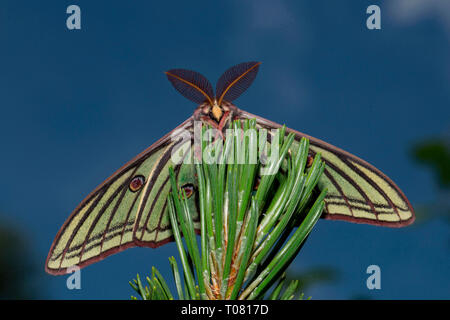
[133,126,200,246]
[45,118,194,275]
[240,110,415,227]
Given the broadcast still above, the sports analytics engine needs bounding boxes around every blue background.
[0,1,448,299]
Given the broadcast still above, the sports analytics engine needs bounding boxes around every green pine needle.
[130,119,327,300]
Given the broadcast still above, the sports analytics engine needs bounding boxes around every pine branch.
[129,119,327,300]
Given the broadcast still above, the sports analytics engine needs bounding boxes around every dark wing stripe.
[323,168,354,217]
[77,152,161,261]
[58,187,108,268]
[77,185,125,262]
[119,188,142,245]
[138,140,191,241]
[140,215,201,233]
[139,174,170,240]
[50,189,104,263]
[325,201,395,213]
[153,201,169,242]
[65,222,135,260]
[78,167,138,262]
[342,158,401,219]
[152,162,186,242]
[309,149,378,214]
[98,164,143,253]
[135,142,177,240]
[325,195,392,209]
[99,182,130,252]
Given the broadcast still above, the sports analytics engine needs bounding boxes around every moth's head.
[165,62,261,123]
[197,100,236,122]
[211,100,223,122]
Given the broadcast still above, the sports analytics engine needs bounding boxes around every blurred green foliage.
[286,267,339,293]
[413,138,450,188]
[412,136,450,224]
[0,219,38,299]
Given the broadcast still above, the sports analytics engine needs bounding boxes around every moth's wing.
[239,110,415,227]
[133,124,200,246]
[45,117,196,275]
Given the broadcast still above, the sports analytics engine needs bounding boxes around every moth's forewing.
[46,117,197,275]
[133,134,200,246]
[238,109,415,227]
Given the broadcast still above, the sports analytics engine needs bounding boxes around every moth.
[46,62,415,275]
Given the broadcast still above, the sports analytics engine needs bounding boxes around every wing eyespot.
[181,183,195,199]
[129,175,145,192]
